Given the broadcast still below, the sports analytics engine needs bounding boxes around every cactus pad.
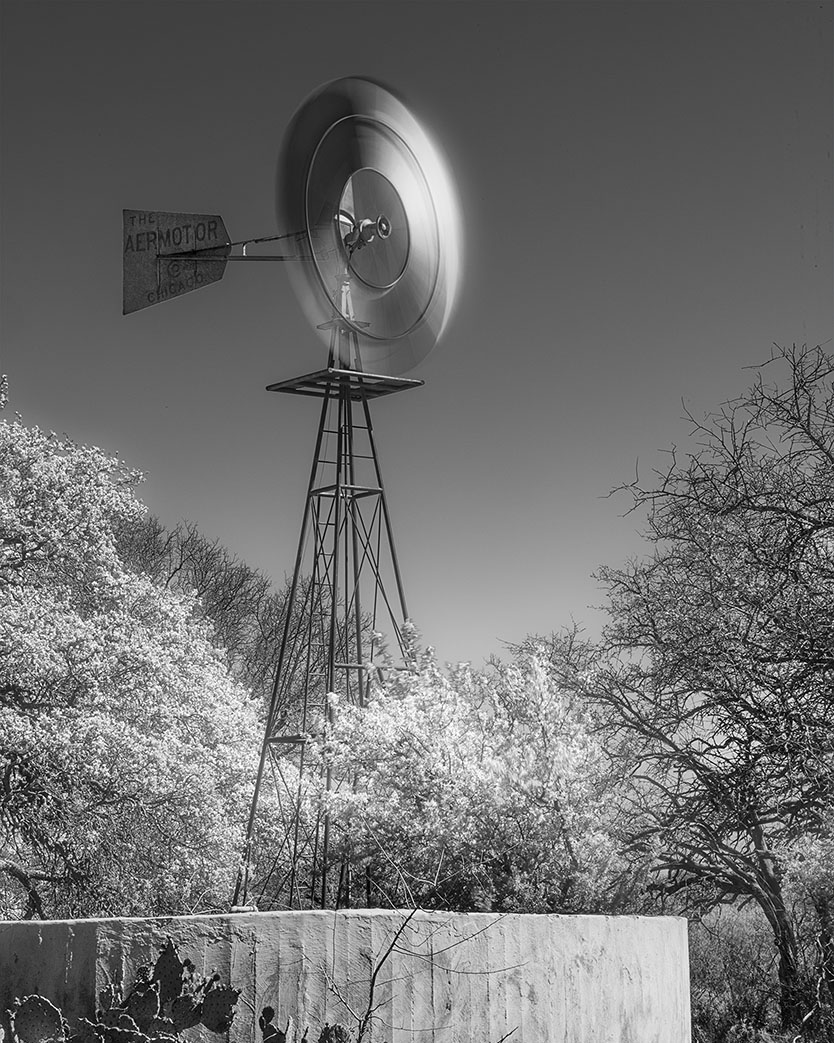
[170,995,201,1032]
[125,982,160,1031]
[65,1021,97,1043]
[97,1009,127,1030]
[100,1028,144,1043]
[151,941,183,1008]
[259,1008,292,1043]
[199,986,240,1033]
[146,1017,175,1037]
[98,985,121,1014]
[10,996,65,1043]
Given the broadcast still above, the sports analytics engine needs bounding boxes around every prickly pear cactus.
[97,1010,134,1031]
[89,939,242,1041]
[259,1007,282,1042]
[97,986,120,1014]
[199,985,240,1034]
[9,939,241,1043]
[125,981,160,1032]
[64,1020,97,1043]
[151,942,183,1009]
[259,1008,353,1043]
[169,995,200,1032]
[9,995,65,1043]
[316,1026,350,1043]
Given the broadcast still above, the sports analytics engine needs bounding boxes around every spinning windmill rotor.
[278,77,460,373]
[122,77,462,910]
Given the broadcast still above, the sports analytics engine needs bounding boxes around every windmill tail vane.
[122,210,309,315]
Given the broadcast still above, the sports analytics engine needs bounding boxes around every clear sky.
[1,1,832,666]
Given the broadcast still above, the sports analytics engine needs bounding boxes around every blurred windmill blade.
[277,77,463,375]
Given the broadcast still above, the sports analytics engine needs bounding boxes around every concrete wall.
[1,910,690,1042]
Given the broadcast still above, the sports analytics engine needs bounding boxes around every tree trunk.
[813,895,834,1016]
[768,891,803,1029]
[749,819,804,1029]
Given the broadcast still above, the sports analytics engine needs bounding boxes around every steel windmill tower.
[122,77,462,911]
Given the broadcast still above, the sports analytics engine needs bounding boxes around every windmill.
[123,77,462,911]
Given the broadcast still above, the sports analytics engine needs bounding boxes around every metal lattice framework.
[233,339,421,910]
[122,79,461,914]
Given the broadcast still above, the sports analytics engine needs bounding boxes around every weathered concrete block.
[0,910,690,1042]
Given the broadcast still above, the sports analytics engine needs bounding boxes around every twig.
[355,909,418,1043]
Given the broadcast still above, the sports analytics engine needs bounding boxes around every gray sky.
[1,1,832,665]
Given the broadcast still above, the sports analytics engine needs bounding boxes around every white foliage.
[0,419,261,917]
[318,649,624,911]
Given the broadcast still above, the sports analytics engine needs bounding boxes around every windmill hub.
[342,214,391,252]
[335,166,409,292]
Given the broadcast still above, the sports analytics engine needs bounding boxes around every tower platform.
[267,368,423,400]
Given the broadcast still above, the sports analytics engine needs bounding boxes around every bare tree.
[116,517,362,733]
[575,345,834,1030]
[116,517,276,688]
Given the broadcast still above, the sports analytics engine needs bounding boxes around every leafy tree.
[315,632,630,913]
[0,418,262,918]
[563,345,834,1031]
